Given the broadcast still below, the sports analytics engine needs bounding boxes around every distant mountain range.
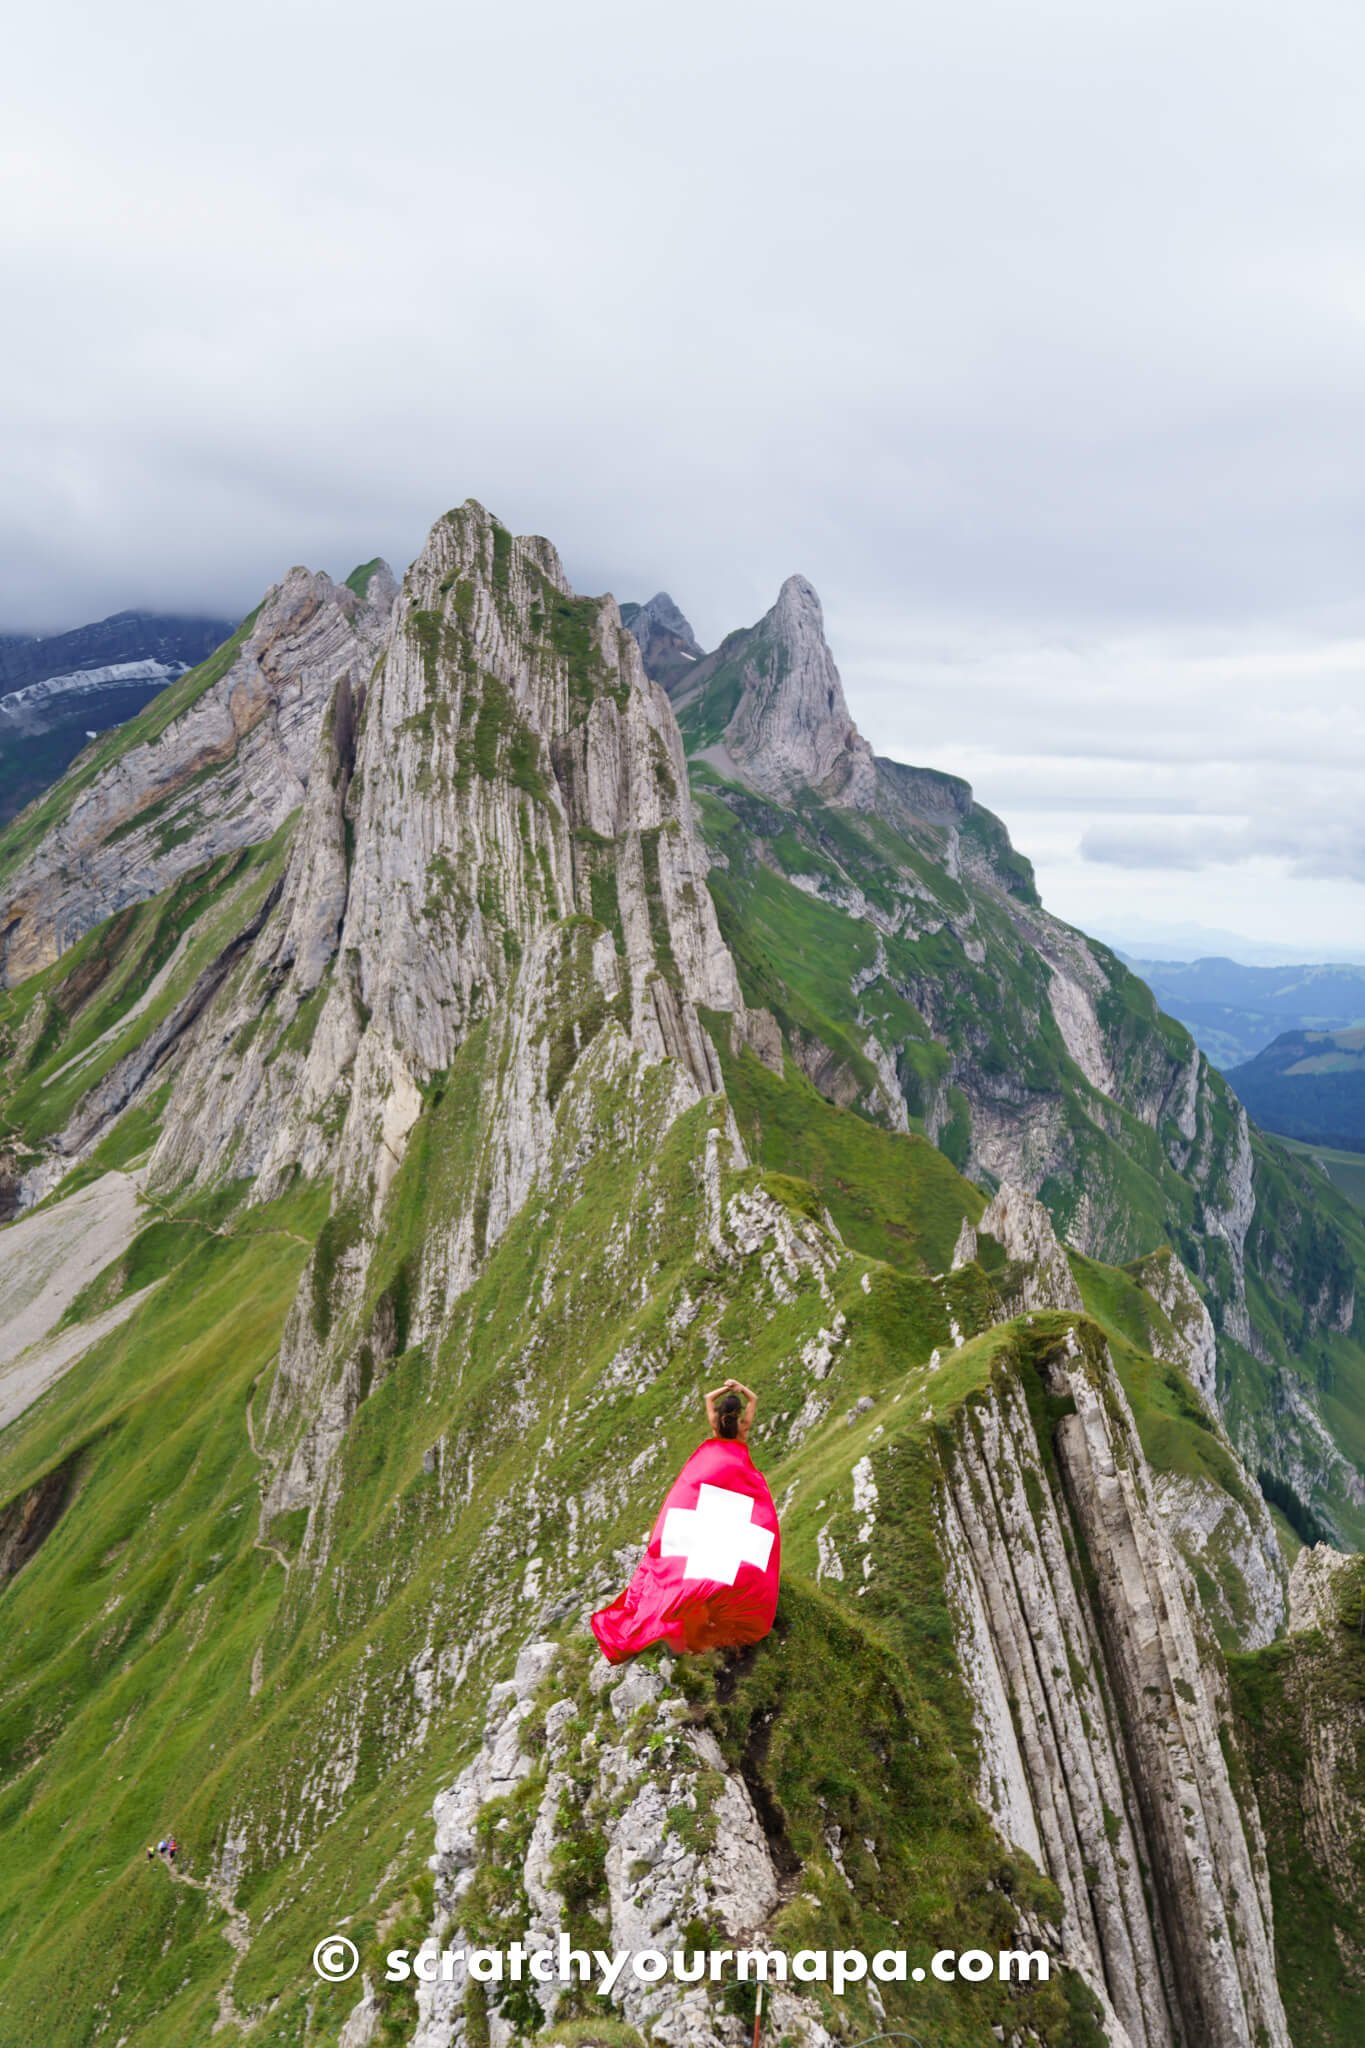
[0,608,237,828]
[1230,1026,1365,1155]
[1125,953,1365,1069]
[1099,918,1365,967]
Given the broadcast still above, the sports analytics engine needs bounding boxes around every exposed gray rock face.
[683,576,876,810]
[135,503,742,1216]
[0,565,396,986]
[139,503,751,1547]
[305,503,739,1211]
[622,591,705,689]
[409,1640,826,2047]
[1151,1471,1286,1650]
[967,1180,1084,1313]
[1125,1248,1218,1408]
[1197,1103,1257,1347]
[936,1325,1290,2048]
[952,1192,1285,1652]
[1289,1541,1356,1634]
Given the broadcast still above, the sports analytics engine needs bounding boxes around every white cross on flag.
[591,1436,781,1662]
[661,1481,776,1585]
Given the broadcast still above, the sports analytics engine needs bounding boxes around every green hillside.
[1232,1027,1365,1151]
[0,500,1358,2046]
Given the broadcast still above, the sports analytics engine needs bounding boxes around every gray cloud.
[1082,815,1365,884]
[3,0,1364,947]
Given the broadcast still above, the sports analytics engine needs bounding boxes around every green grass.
[714,1030,980,1274]
[0,1180,325,2047]
[1277,1135,1365,1214]
[0,821,295,1147]
[344,558,385,598]
[1229,1573,1365,2047]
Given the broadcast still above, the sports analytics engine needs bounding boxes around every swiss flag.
[591,1437,781,1663]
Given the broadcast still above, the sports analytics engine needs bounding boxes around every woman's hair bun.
[717,1389,743,1439]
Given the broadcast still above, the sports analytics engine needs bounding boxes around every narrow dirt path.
[137,1184,313,1248]
[157,1854,253,2033]
[245,1371,292,1576]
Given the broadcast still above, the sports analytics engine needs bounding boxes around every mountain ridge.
[1231,1026,1365,1153]
[0,499,1359,2046]
[0,607,240,832]
[1127,954,1365,1069]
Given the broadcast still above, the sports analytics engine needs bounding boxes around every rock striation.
[938,1324,1290,2048]
[0,565,396,985]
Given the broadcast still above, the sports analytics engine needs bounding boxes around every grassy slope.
[1278,1135,1365,1215]
[1228,1559,1365,2048]
[0,820,295,1160]
[0,1182,325,2045]
[692,762,1365,1547]
[0,1001,1227,2045]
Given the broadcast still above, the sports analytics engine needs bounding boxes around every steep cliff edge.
[682,576,1365,1547]
[621,590,705,690]
[1228,1547,1365,2046]
[0,496,1352,2047]
[669,576,876,810]
[0,564,396,986]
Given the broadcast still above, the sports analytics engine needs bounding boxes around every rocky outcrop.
[298,504,738,1206]
[405,1640,825,2048]
[1234,1545,1365,2034]
[126,503,742,1214]
[938,1325,1290,2048]
[0,566,396,985]
[1151,1471,1286,1650]
[955,1180,1084,1313]
[622,591,705,689]
[1125,1248,1218,1408]
[679,576,876,810]
[1289,1541,1357,1634]
[154,502,751,1548]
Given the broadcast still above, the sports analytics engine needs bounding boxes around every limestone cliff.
[670,576,876,809]
[0,493,1353,2048]
[0,563,396,985]
[936,1322,1288,2048]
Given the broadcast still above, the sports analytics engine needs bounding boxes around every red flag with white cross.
[591,1436,781,1663]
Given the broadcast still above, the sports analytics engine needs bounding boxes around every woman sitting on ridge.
[591,1375,779,1662]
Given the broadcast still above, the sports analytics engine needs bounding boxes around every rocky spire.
[143,500,743,1210]
[681,573,877,810]
[620,590,704,689]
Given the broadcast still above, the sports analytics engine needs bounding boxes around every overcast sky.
[4,0,1364,954]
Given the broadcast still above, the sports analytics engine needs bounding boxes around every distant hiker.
[168,1838,177,1865]
[592,1377,780,1662]
[146,1846,155,1863]
[158,1840,167,1855]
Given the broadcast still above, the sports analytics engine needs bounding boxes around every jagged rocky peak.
[0,560,396,985]
[620,589,705,688]
[335,499,739,1065]
[144,498,742,1212]
[677,571,877,809]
